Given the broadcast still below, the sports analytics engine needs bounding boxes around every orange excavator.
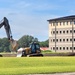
[0,17,18,51]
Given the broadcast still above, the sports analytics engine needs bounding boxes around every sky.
[0,0,75,41]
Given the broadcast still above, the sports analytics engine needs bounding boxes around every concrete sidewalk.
[27,73,75,75]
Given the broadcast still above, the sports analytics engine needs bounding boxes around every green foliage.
[0,35,49,52]
[0,38,10,52]
[41,50,52,54]
[0,57,75,74]
[18,35,38,47]
[39,39,49,47]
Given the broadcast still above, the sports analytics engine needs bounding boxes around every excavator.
[17,41,43,57]
[0,17,18,51]
[0,17,43,57]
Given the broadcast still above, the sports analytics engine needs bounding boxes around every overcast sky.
[0,0,75,41]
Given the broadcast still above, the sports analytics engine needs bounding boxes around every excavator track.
[27,53,43,57]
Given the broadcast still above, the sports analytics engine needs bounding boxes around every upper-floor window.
[50,23,52,26]
[74,21,75,25]
[66,39,68,42]
[74,30,75,33]
[53,39,55,42]
[74,47,75,50]
[67,30,68,33]
[53,31,55,34]
[66,47,68,50]
[63,47,65,50]
[56,47,58,50]
[56,22,58,26]
[63,39,65,42]
[56,39,58,42]
[63,22,65,25]
[60,39,62,42]
[60,31,62,34]
[60,47,62,50]
[56,31,58,34]
[70,39,72,41]
[70,30,72,33]
[53,22,55,26]
[74,38,75,41]
[53,47,55,50]
[70,47,72,50]
[60,22,61,25]
[63,31,65,33]
[70,21,72,25]
[66,21,68,25]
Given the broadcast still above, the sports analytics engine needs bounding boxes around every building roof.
[47,15,75,21]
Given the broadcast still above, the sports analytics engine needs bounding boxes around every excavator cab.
[30,42,41,54]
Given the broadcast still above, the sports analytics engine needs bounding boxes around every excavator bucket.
[10,40,18,51]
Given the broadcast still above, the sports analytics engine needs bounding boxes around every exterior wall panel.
[48,16,75,52]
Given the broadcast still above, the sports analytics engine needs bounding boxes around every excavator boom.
[0,17,18,51]
[0,17,12,40]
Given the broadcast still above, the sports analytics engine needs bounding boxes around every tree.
[0,38,10,52]
[39,39,49,47]
[18,35,38,48]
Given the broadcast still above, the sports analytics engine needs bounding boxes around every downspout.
[72,19,74,53]
[55,21,56,52]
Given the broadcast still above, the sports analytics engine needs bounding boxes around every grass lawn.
[0,57,75,75]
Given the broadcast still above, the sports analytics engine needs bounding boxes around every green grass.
[0,57,75,74]
[41,50,52,54]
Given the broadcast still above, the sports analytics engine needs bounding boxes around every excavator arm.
[0,17,18,51]
[0,17,12,40]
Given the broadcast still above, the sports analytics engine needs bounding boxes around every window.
[60,47,61,50]
[66,39,68,42]
[63,39,65,42]
[53,31,55,34]
[74,21,75,25]
[56,22,58,26]
[70,47,72,50]
[74,38,75,41]
[56,47,58,50]
[56,39,58,42]
[56,31,58,34]
[66,47,68,50]
[60,39,62,42]
[67,30,68,33]
[74,30,75,33]
[60,22,61,25]
[60,31,62,34]
[66,21,68,25]
[51,39,52,42]
[70,39,72,41]
[53,39,55,42]
[53,47,55,50]
[53,22,55,26]
[63,22,65,25]
[63,31,65,33]
[63,47,65,50]
[70,30,72,33]
[70,21,72,25]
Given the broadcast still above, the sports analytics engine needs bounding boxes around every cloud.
[0,0,61,41]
